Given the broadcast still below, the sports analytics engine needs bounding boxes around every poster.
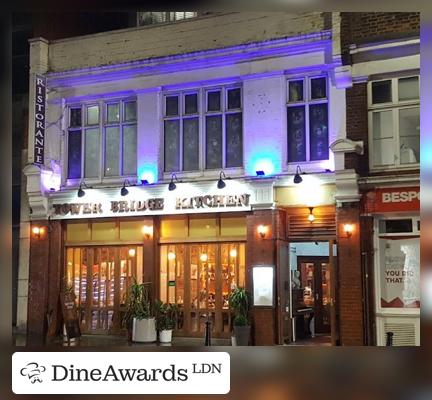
[379,237,420,308]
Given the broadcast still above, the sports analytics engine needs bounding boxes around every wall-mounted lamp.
[168,173,180,191]
[256,170,265,176]
[217,171,226,189]
[142,225,153,239]
[121,179,131,196]
[293,165,303,184]
[32,226,45,239]
[141,179,149,185]
[343,223,354,238]
[257,224,268,238]
[77,181,91,198]
[308,207,315,223]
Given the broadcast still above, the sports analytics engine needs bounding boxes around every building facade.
[21,12,420,346]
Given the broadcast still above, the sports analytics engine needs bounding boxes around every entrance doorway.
[159,243,245,338]
[65,246,143,334]
[297,257,331,334]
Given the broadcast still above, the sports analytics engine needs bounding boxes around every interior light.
[128,248,136,257]
[168,252,176,261]
[217,171,226,189]
[294,165,303,184]
[200,253,208,262]
[230,249,238,258]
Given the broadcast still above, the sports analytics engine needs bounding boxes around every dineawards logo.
[12,352,230,394]
[20,362,47,383]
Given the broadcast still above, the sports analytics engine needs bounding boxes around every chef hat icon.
[20,362,46,383]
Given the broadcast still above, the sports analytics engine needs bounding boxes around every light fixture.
[142,225,153,239]
[293,165,303,184]
[32,226,44,238]
[141,179,149,185]
[256,170,265,176]
[168,173,180,191]
[168,252,176,261]
[257,224,268,238]
[200,253,208,262]
[308,207,315,223]
[121,179,131,196]
[217,171,226,189]
[343,224,354,238]
[77,181,90,198]
[230,248,238,258]
[128,248,136,257]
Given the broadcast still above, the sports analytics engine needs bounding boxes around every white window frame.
[162,84,243,178]
[64,97,137,186]
[368,75,420,171]
[286,75,329,165]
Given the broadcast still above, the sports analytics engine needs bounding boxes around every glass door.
[65,246,142,334]
[159,243,245,338]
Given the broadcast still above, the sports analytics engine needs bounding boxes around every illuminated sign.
[33,75,46,165]
[51,193,250,218]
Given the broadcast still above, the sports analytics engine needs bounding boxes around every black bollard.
[386,331,394,346]
[204,318,212,346]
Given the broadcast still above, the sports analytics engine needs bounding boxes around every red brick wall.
[27,220,62,344]
[336,204,364,345]
[246,210,277,345]
[341,12,420,64]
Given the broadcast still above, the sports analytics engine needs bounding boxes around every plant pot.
[233,325,250,346]
[132,317,157,343]
[159,329,173,343]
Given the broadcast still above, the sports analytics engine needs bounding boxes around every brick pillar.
[246,210,277,345]
[27,220,59,345]
[336,203,364,345]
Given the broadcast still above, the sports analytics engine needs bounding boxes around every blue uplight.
[139,168,157,185]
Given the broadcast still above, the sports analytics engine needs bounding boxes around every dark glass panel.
[207,91,221,112]
[183,118,199,171]
[372,80,392,104]
[287,106,306,162]
[184,93,198,115]
[68,130,82,179]
[205,115,222,169]
[309,103,329,161]
[226,113,243,168]
[289,80,304,102]
[310,77,327,99]
[166,96,179,116]
[164,120,180,172]
[70,108,82,127]
[124,101,137,122]
[227,88,241,110]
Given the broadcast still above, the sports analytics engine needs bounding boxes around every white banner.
[12,351,230,394]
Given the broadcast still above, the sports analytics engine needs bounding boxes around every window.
[163,86,243,173]
[287,76,329,163]
[369,76,420,169]
[67,99,137,180]
[137,12,198,26]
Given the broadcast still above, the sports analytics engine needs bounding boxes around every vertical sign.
[34,74,46,165]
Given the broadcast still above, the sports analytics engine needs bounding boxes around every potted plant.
[122,281,156,343]
[229,287,251,346]
[155,300,178,343]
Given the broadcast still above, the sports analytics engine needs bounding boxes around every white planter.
[159,329,173,343]
[231,336,237,346]
[132,317,157,343]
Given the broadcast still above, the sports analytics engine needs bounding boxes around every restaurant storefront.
[362,186,420,346]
